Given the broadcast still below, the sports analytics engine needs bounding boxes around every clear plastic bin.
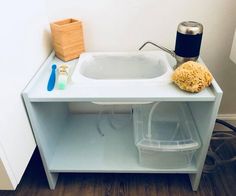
[133,102,201,169]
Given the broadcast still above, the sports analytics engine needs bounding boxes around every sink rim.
[72,51,173,83]
[72,51,174,85]
[79,51,170,80]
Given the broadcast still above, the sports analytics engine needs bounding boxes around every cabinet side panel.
[29,102,69,165]
[188,91,222,190]
[23,99,69,189]
[188,102,214,168]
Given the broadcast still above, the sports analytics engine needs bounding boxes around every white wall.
[0,0,52,188]
[46,0,236,114]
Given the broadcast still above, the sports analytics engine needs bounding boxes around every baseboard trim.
[217,114,236,121]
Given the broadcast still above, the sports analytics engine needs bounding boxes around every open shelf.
[48,114,198,173]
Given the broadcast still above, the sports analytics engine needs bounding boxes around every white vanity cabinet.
[22,52,222,191]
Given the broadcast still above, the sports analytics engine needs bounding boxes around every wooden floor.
[0,134,235,196]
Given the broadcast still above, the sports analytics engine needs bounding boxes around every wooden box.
[50,18,85,61]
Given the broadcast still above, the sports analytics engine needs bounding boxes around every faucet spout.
[139,41,176,58]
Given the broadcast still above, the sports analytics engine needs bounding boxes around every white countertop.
[23,51,220,102]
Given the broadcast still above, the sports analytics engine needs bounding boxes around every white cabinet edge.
[0,144,17,190]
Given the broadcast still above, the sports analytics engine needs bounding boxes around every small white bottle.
[57,64,69,90]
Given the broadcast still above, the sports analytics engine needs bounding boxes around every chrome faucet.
[139,41,176,58]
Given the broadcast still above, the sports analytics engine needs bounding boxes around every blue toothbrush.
[47,64,57,91]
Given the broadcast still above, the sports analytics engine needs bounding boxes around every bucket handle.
[147,102,160,138]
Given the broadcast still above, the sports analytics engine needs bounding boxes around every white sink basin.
[79,53,168,79]
[72,51,173,86]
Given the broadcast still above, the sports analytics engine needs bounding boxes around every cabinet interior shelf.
[48,114,198,173]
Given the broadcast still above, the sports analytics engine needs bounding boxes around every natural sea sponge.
[172,61,213,93]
